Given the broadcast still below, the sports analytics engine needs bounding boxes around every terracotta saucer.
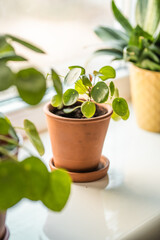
[2,227,9,240]
[49,155,110,183]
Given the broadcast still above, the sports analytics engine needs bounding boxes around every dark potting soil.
[51,101,108,119]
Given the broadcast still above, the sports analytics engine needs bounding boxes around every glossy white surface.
[6,105,160,239]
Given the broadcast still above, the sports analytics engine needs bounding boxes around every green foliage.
[63,89,79,106]
[99,66,116,80]
[0,65,15,91]
[81,101,96,118]
[91,82,109,103]
[68,65,85,75]
[24,119,45,156]
[94,0,160,72]
[50,65,129,120]
[0,157,71,211]
[0,115,71,211]
[15,68,46,105]
[64,68,81,85]
[0,34,46,105]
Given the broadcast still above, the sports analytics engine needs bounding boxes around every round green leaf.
[24,119,45,156]
[15,68,46,105]
[112,97,128,116]
[0,160,25,210]
[51,94,62,107]
[64,68,81,86]
[42,169,71,211]
[0,65,14,91]
[99,66,116,80]
[63,89,79,106]
[68,65,85,75]
[81,101,96,118]
[91,82,109,103]
[109,81,115,96]
[51,69,62,96]
[122,108,130,120]
[111,111,121,121]
[75,79,87,94]
[20,157,49,201]
[82,75,92,87]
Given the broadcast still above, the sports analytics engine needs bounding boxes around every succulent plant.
[94,0,160,71]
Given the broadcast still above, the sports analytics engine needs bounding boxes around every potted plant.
[0,113,71,240]
[44,65,129,182]
[93,0,160,132]
[0,34,47,105]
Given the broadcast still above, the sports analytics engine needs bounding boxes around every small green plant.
[94,0,160,71]
[50,65,129,120]
[0,34,47,105]
[0,113,71,211]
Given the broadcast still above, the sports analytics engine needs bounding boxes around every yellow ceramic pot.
[130,64,160,132]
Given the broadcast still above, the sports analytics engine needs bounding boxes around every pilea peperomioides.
[50,65,129,120]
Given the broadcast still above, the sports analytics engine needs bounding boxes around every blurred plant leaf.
[42,169,71,211]
[99,66,116,80]
[15,68,46,105]
[109,81,115,96]
[5,34,45,53]
[68,65,85,75]
[20,157,48,200]
[94,48,123,59]
[51,69,63,97]
[24,119,45,156]
[112,0,133,34]
[136,0,160,35]
[0,65,15,91]
[94,26,129,43]
[136,59,160,71]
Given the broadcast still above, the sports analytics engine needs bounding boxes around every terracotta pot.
[130,64,160,132]
[44,102,113,172]
[0,212,9,240]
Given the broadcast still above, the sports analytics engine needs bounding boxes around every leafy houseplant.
[0,34,47,105]
[94,0,160,132]
[0,113,71,240]
[44,65,129,181]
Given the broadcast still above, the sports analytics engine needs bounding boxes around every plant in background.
[0,34,47,105]
[94,0,160,71]
[50,65,129,120]
[0,113,71,211]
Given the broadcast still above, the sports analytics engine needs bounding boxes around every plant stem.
[0,135,33,156]
[14,126,25,130]
[0,147,18,161]
[0,135,19,145]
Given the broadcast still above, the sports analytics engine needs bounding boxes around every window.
[0,0,133,126]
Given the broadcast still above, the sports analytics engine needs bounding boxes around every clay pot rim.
[44,102,113,123]
[131,63,160,74]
